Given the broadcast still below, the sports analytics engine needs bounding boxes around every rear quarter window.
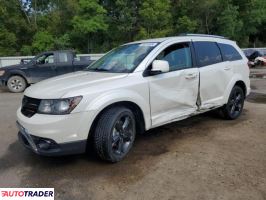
[58,52,69,63]
[218,43,242,61]
[193,41,222,67]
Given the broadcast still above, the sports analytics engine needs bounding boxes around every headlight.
[0,70,5,76]
[38,96,82,115]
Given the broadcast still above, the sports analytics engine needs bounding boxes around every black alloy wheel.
[222,85,245,120]
[94,106,136,162]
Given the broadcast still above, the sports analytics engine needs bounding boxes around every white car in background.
[16,34,250,162]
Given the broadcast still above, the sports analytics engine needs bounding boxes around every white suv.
[16,34,250,162]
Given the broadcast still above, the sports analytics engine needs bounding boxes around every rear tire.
[221,85,245,120]
[7,76,27,93]
[93,106,136,162]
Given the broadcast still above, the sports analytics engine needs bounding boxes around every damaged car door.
[147,42,199,127]
[193,40,234,109]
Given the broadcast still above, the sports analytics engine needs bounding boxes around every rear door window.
[218,43,242,61]
[193,42,222,67]
[58,52,69,63]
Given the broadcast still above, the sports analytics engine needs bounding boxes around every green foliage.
[72,0,107,34]
[175,16,198,34]
[0,29,17,56]
[137,0,172,39]
[54,34,71,50]
[102,0,140,47]
[216,4,243,40]
[20,45,32,56]
[0,0,266,56]
[232,0,266,46]
[0,0,34,55]
[71,0,108,52]
[32,31,55,53]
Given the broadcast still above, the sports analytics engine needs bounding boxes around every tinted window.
[58,52,68,63]
[156,43,192,71]
[218,43,242,61]
[194,42,222,67]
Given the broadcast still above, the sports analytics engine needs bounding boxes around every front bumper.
[17,121,87,156]
[0,78,5,86]
[17,108,92,144]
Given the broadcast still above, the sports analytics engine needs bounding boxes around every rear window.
[194,42,222,67]
[58,52,68,63]
[218,43,242,61]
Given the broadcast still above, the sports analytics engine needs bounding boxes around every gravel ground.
[0,79,265,200]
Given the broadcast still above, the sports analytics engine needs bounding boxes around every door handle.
[224,66,231,70]
[185,73,197,79]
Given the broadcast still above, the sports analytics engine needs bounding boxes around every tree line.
[0,0,265,56]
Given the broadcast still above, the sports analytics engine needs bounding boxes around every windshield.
[86,42,158,73]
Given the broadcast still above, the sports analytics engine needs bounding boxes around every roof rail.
[179,33,227,39]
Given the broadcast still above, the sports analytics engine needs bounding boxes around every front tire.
[93,106,136,162]
[7,76,27,93]
[221,85,245,120]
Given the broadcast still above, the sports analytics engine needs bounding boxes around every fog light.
[30,135,58,151]
[38,140,52,150]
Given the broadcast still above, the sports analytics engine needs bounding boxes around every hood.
[24,71,128,99]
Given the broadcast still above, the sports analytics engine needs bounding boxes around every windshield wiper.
[88,68,110,72]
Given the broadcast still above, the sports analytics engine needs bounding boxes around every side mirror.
[150,60,170,75]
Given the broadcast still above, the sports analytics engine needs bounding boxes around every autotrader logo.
[0,188,54,200]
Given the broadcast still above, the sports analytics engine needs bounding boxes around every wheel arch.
[88,101,146,140]
[6,71,29,86]
[234,80,247,97]
[224,75,248,104]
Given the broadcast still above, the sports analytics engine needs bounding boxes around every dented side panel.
[199,61,234,109]
[148,68,199,127]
